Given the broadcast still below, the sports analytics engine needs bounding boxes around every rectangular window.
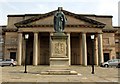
[116,52,120,59]
[10,52,16,60]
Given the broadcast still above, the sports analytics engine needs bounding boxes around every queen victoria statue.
[54,7,67,32]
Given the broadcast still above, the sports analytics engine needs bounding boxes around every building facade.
[0,8,120,66]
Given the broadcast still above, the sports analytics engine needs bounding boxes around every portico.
[17,28,104,66]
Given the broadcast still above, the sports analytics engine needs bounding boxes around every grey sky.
[0,0,119,26]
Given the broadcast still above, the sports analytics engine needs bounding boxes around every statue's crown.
[58,7,63,11]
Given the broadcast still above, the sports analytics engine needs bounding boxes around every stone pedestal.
[41,33,77,75]
[50,33,69,68]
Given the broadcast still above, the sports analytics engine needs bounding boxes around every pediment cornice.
[102,28,117,33]
[16,24,104,28]
[14,8,105,28]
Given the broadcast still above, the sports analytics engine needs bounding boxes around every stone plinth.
[50,33,69,67]
[50,58,69,67]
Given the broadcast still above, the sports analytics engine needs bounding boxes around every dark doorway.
[26,32,33,65]
[71,35,80,65]
[40,33,50,65]
[10,52,16,60]
[30,52,33,65]
[104,53,110,62]
[87,35,92,65]
[87,53,90,65]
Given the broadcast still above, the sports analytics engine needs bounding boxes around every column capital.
[81,32,87,34]
[18,31,23,33]
[98,32,103,34]
[66,32,71,34]
[18,32,23,34]
[94,34,98,37]
[50,32,54,36]
[33,32,39,34]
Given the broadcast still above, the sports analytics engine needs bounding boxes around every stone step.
[41,69,78,75]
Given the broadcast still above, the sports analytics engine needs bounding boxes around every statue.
[54,7,67,32]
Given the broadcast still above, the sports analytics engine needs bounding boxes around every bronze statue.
[54,7,67,32]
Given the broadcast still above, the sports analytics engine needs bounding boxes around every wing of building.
[0,7,120,66]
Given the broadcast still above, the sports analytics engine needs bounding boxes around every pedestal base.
[50,58,69,67]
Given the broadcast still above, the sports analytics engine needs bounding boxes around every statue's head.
[58,7,63,11]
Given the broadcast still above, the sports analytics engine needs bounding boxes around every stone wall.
[4,32,17,59]
[103,32,116,59]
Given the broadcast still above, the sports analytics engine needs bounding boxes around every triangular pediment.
[27,15,54,25]
[15,9,105,28]
[27,15,91,25]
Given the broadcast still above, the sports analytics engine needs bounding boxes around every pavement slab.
[1,65,119,84]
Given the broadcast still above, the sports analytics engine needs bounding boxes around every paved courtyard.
[0,65,120,84]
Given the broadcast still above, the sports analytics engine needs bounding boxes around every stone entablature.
[2,28,18,32]
[102,29,117,33]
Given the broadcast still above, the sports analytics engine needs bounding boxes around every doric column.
[82,33,87,66]
[67,33,71,66]
[17,32,23,65]
[98,33,104,64]
[38,34,40,65]
[94,35,98,66]
[33,32,39,65]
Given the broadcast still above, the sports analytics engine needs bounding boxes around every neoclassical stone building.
[0,7,119,66]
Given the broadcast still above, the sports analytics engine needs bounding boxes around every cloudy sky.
[0,0,119,26]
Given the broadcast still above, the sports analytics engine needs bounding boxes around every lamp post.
[91,34,95,74]
[24,34,29,73]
